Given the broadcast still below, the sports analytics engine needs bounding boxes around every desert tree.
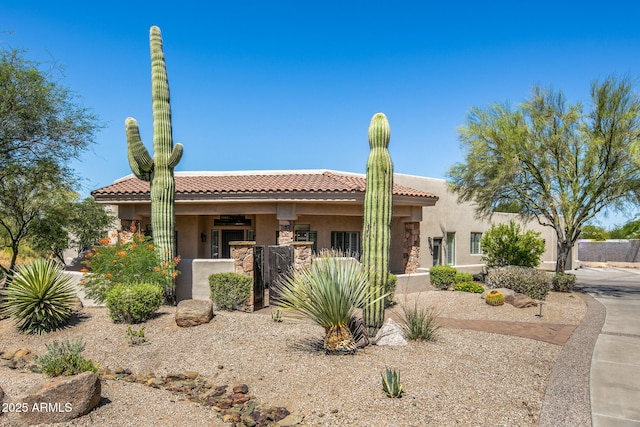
[0,47,100,274]
[447,77,640,272]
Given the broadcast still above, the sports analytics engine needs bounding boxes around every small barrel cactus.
[486,290,505,306]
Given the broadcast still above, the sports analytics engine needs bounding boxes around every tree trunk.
[556,241,572,273]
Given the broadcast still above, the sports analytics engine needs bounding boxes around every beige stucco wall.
[394,174,559,272]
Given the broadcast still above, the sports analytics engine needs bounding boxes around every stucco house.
[91,169,561,275]
[91,170,436,275]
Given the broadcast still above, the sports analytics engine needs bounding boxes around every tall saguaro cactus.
[362,113,393,337]
[126,26,183,303]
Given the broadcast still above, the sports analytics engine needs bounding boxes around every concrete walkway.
[574,268,640,427]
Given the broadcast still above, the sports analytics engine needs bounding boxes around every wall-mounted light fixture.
[200,233,207,243]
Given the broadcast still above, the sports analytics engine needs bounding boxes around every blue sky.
[2,1,640,228]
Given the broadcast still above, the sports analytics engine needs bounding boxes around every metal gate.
[253,245,294,306]
[253,246,265,309]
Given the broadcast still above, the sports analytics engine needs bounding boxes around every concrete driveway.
[573,267,640,427]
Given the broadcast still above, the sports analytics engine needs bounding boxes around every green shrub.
[429,265,457,290]
[208,273,252,311]
[105,283,163,323]
[453,281,485,293]
[81,232,179,304]
[126,326,147,345]
[385,273,398,307]
[454,272,473,283]
[399,300,441,341]
[552,272,576,292]
[34,339,98,377]
[480,221,545,268]
[0,259,76,334]
[486,266,552,300]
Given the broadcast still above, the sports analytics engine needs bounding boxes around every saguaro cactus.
[362,113,393,337]
[126,26,183,303]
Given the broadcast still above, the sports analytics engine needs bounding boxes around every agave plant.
[381,367,404,398]
[273,254,386,353]
[0,259,76,334]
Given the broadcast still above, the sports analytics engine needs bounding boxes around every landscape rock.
[373,318,408,346]
[277,411,305,426]
[18,371,101,425]
[175,299,214,327]
[505,293,538,308]
[69,296,84,313]
[348,316,370,348]
[0,385,4,417]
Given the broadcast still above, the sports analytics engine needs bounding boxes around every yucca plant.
[0,259,76,334]
[382,367,404,398]
[272,254,386,353]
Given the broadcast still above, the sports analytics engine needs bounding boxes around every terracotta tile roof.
[91,171,437,200]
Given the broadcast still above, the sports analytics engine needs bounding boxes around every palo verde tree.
[362,113,393,336]
[448,77,640,272]
[126,26,183,303]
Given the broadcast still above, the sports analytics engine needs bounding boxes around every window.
[295,224,317,251]
[446,232,455,265]
[470,232,482,254]
[331,231,360,257]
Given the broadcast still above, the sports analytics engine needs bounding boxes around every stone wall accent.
[403,222,420,273]
[278,221,294,245]
[229,241,256,312]
[290,242,313,271]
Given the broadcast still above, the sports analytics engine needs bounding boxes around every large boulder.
[18,371,101,425]
[505,293,538,308]
[175,299,214,327]
[373,318,408,346]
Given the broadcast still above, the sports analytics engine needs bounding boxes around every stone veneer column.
[278,220,294,245]
[290,242,313,271]
[229,241,256,312]
[403,222,420,273]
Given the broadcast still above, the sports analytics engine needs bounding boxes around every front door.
[221,230,245,258]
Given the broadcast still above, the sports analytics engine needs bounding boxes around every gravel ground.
[0,290,587,427]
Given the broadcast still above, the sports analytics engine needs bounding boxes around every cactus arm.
[168,143,183,169]
[125,117,153,181]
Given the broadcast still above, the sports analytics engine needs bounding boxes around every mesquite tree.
[362,113,393,337]
[126,26,183,303]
